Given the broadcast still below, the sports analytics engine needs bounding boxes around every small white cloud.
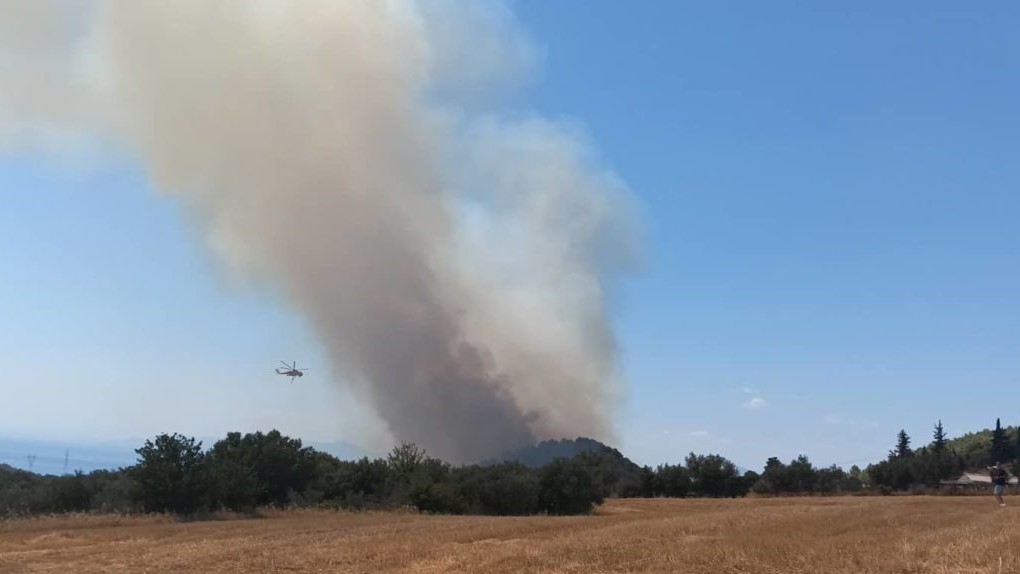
[743,397,766,410]
[824,414,842,425]
[740,386,754,395]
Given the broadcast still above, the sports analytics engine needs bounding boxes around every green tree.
[751,457,785,495]
[387,443,428,478]
[849,465,866,485]
[320,457,394,509]
[383,443,466,513]
[634,466,658,497]
[741,470,761,494]
[206,430,315,509]
[890,457,916,490]
[684,453,743,497]
[872,430,922,491]
[575,451,626,497]
[131,433,207,514]
[932,420,947,454]
[250,430,315,506]
[913,447,939,485]
[990,418,1010,465]
[458,463,539,515]
[205,432,262,511]
[814,465,847,494]
[47,472,92,512]
[89,469,136,513]
[839,465,865,492]
[655,463,691,498]
[786,455,816,493]
[1014,426,1020,466]
[537,457,604,515]
[929,421,956,481]
[403,458,466,514]
[893,429,913,459]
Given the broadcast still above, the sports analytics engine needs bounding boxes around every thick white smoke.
[0,0,639,462]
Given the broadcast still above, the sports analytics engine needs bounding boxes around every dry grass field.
[1,497,1018,573]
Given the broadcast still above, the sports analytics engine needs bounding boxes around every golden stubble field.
[1,497,1018,574]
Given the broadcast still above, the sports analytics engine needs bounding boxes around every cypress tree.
[990,418,1010,464]
[932,420,947,454]
[931,420,954,480]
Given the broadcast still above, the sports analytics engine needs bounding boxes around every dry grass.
[1,497,1018,573]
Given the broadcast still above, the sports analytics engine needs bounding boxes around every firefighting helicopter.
[276,360,308,383]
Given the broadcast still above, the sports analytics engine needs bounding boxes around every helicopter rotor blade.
[280,361,291,368]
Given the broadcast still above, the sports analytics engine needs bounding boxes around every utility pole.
[26,454,36,473]
[63,449,69,475]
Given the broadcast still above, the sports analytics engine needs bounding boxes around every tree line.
[865,419,1020,492]
[735,419,1018,496]
[2,419,1014,517]
[601,417,1018,497]
[1,430,759,517]
[1,431,617,517]
[736,418,1020,496]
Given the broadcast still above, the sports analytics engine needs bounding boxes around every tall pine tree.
[932,420,947,454]
[1015,424,1020,464]
[931,420,954,480]
[894,429,913,459]
[990,418,1010,465]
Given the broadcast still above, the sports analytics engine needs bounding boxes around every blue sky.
[2,2,1019,471]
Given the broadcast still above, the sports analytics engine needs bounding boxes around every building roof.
[940,472,1019,486]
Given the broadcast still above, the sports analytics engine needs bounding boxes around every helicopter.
[276,360,308,383]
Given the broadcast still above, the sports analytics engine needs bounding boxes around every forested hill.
[494,437,639,470]
[944,425,1019,464]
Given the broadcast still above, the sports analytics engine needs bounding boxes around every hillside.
[942,425,1018,464]
[490,437,644,495]
[493,437,638,470]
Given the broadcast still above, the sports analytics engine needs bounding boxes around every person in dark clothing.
[989,462,1009,507]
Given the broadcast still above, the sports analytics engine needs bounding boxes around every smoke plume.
[0,1,639,462]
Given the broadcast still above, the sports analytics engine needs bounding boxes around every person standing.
[989,462,1009,507]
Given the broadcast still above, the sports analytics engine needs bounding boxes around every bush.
[89,470,136,513]
[538,457,604,515]
[131,433,208,514]
[458,463,540,515]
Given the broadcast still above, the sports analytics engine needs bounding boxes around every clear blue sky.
[2,2,1019,470]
